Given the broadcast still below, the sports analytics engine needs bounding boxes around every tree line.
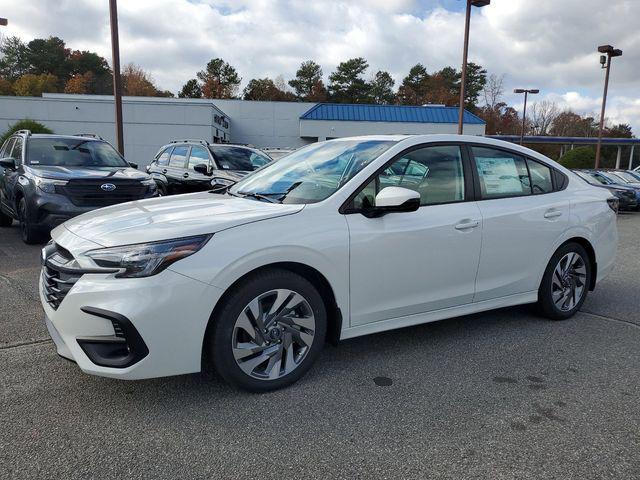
[0,34,633,143]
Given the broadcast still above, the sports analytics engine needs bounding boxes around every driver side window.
[351,145,465,210]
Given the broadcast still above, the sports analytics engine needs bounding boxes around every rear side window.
[169,146,189,168]
[156,147,172,166]
[472,146,530,199]
[527,159,553,194]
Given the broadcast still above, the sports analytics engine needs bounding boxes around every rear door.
[165,145,190,194]
[470,145,570,302]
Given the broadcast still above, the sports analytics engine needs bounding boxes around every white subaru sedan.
[40,135,618,391]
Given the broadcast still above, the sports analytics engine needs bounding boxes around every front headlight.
[35,177,68,193]
[84,235,212,278]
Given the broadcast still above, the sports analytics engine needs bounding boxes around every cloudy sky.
[1,0,639,131]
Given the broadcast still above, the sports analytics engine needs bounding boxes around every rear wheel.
[157,183,167,196]
[17,198,44,244]
[537,242,591,320]
[0,209,12,227]
[209,269,327,392]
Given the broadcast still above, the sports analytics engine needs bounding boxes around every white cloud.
[0,0,639,131]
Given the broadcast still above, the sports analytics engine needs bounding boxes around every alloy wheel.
[231,289,316,380]
[551,252,587,312]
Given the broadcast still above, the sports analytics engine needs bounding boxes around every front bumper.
[28,189,158,231]
[40,265,223,380]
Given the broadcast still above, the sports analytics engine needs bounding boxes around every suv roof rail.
[74,133,104,140]
[170,139,211,146]
[15,129,31,136]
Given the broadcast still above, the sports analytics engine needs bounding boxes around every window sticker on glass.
[476,157,523,195]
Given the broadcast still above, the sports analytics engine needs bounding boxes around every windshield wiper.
[236,191,279,203]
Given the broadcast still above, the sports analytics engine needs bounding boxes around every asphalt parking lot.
[1,215,639,480]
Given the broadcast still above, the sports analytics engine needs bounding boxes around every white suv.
[40,135,618,391]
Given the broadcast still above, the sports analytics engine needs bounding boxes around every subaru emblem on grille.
[101,183,117,192]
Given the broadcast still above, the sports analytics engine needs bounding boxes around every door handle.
[162,169,167,174]
[183,172,189,178]
[544,209,562,219]
[454,220,479,230]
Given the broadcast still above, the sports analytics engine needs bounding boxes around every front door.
[345,144,483,326]
[184,145,214,193]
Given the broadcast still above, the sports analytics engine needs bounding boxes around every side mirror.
[363,187,420,218]
[194,163,211,175]
[128,162,139,169]
[210,177,235,192]
[0,158,17,170]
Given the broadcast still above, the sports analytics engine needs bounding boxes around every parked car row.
[572,168,640,211]
[0,130,276,243]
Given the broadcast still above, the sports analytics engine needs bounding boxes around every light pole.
[595,45,622,169]
[513,88,539,145]
[458,0,490,135]
[109,0,124,155]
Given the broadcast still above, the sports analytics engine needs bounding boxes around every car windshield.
[26,138,128,168]
[211,146,271,171]
[574,171,599,185]
[615,171,639,183]
[228,139,396,204]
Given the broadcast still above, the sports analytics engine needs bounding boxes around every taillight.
[607,197,619,213]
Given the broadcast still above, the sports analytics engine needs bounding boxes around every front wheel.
[0,209,12,227]
[209,269,327,392]
[537,242,591,320]
[18,198,45,244]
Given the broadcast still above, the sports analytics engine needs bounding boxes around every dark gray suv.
[0,131,158,244]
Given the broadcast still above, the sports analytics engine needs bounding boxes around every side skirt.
[340,291,538,340]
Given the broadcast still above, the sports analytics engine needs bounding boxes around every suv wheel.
[0,209,12,227]
[537,242,591,320]
[17,198,44,244]
[209,269,327,392]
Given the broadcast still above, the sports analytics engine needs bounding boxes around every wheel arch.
[201,261,343,369]
[558,237,598,291]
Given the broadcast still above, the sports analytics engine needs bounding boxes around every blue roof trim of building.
[300,103,486,125]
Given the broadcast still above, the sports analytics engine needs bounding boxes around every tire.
[537,242,591,320]
[0,209,12,227]
[157,183,167,196]
[209,269,327,392]
[17,198,44,244]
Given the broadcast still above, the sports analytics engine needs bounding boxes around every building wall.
[0,94,229,168]
[211,99,316,149]
[299,119,486,139]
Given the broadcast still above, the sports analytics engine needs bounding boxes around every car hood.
[25,165,149,181]
[59,192,304,247]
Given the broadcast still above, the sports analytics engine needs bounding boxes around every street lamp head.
[529,89,540,94]
[611,48,623,57]
[471,0,491,6]
[598,45,614,54]
[514,88,539,94]
[514,88,525,93]
[0,18,8,26]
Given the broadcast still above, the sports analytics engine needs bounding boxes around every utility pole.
[457,0,490,135]
[513,88,539,145]
[595,45,622,169]
[109,0,124,155]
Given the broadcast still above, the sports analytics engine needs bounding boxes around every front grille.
[56,179,148,207]
[42,243,82,310]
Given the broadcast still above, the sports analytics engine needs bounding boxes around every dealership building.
[0,93,486,167]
